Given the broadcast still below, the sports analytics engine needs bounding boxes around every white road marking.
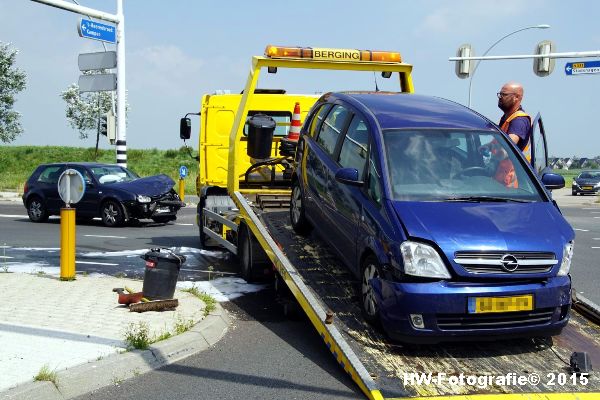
[84,235,127,239]
[0,214,27,218]
[0,256,14,259]
[574,228,589,232]
[592,247,600,249]
[75,261,119,266]
[175,223,193,226]
[583,208,600,210]
[180,268,236,275]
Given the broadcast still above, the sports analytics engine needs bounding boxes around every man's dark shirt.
[499,107,530,151]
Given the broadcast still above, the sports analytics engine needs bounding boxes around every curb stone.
[1,303,230,400]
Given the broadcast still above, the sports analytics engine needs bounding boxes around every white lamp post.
[468,24,550,108]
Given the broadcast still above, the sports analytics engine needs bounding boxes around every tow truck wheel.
[361,255,381,325]
[238,223,270,283]
[290,180,311,235]
[198,200,207,248]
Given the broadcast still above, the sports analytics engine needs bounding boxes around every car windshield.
[383,129,544,202]
[578,171,600,179]
[90,165,138,184]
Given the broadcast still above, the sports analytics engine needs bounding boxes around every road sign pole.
[116,0,127,167]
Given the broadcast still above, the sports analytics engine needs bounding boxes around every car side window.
[338,115,369,178]
[316,104,350,156]
[308,104,332,138]
[37,166,63,184]
[69,166,94,185]
[367,145,383,205]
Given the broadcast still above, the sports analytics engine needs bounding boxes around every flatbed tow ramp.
[189,45,600,399]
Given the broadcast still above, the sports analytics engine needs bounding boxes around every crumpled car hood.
[109,174,175,197]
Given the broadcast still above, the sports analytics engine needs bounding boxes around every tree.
[60,71,129,158]
[0,42,27,143]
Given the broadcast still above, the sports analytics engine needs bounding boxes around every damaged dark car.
[22,162,184,226]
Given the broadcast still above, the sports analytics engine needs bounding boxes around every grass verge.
[33,364,59,388]
[181,286,217,316]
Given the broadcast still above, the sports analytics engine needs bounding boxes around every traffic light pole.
[31,0,127,167]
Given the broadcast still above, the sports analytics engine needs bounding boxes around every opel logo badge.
[500,254,519,272]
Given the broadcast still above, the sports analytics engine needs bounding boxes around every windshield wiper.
[443,196,532,203]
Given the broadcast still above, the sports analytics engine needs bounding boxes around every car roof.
[38,162,122,168]
[328,92,498,131]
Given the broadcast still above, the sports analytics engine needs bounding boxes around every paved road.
[2,189,598,399]
[74,289,360,400]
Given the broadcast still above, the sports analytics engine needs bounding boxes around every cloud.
[415,0,541,36]
[129,45,204,96]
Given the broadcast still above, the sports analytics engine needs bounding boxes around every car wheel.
[361,255,381,325]
[572,190,577,196]
[290,180,311,235]
[27,196,48,223]
[101,200,124,227]
[238,223,270,283]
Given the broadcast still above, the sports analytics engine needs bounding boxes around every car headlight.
[137,195,151,203]
[572,181,579,187]
[558,241,574,276]
[595,182,600,188]
[400,241,451,279]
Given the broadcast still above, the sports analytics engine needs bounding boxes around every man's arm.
[507,117,530,147]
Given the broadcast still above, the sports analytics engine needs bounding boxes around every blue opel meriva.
[290,92,573,343]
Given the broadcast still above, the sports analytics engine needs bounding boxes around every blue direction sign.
[78,18,116,44]
[179,165,189,179]
[565,60,600,76]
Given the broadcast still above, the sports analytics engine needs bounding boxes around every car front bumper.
[372,276,571,343]
[572,184,599,194]
[123,199,185,219]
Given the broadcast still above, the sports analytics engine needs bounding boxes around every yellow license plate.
[468,294,534,314]
[582,186,593,190]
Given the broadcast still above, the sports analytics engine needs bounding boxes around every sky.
[1,0,599,157]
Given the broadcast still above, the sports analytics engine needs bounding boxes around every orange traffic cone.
[288,102,302,141]
[279,102,302,157]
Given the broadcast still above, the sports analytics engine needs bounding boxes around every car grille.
[453,251,557,274]
[437,308,555,330]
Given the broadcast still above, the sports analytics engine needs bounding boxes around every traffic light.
[99,114,108,136]
[455,44,473,79]
[534,40,555,77]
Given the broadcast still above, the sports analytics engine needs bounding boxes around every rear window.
[36,166,63,184]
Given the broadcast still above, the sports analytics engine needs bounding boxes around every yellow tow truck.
[179,45,600,400]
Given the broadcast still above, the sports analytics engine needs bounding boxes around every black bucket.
[247,114,276,159]
[141,248,186,300]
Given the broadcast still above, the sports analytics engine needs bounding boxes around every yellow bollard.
[178,178,185,203]
[60,207,76,280]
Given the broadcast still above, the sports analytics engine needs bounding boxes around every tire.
[101,200,125,227]
[572,191,577,196]
[360,255,381,325]
[290,180,311,235]
[198,200,207,248]
[27,196,48,223]
[238,223,270,283]
[152,216,176,224]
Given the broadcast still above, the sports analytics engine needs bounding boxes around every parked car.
[290,92,572,343]
[571,170,600,195]
[22,163,184,226]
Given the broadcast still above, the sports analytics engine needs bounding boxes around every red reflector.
[145,260,156,268]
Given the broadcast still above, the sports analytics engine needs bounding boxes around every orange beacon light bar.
[265,45,402,63]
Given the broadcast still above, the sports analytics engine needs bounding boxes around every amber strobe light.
[265,45,402,63]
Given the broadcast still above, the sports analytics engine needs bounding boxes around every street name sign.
[78,73,117,92]
[78,51,117,71]
[565,60,600,76]
[78,18,116,44]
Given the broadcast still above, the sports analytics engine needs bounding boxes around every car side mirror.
[180,117,191,140]
[541,172,565,190]
[335,167,364,187]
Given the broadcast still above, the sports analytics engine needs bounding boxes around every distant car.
[571,170,600,195]
[22,163,184,226]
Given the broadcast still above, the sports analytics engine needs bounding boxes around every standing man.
[497,81,532,162]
